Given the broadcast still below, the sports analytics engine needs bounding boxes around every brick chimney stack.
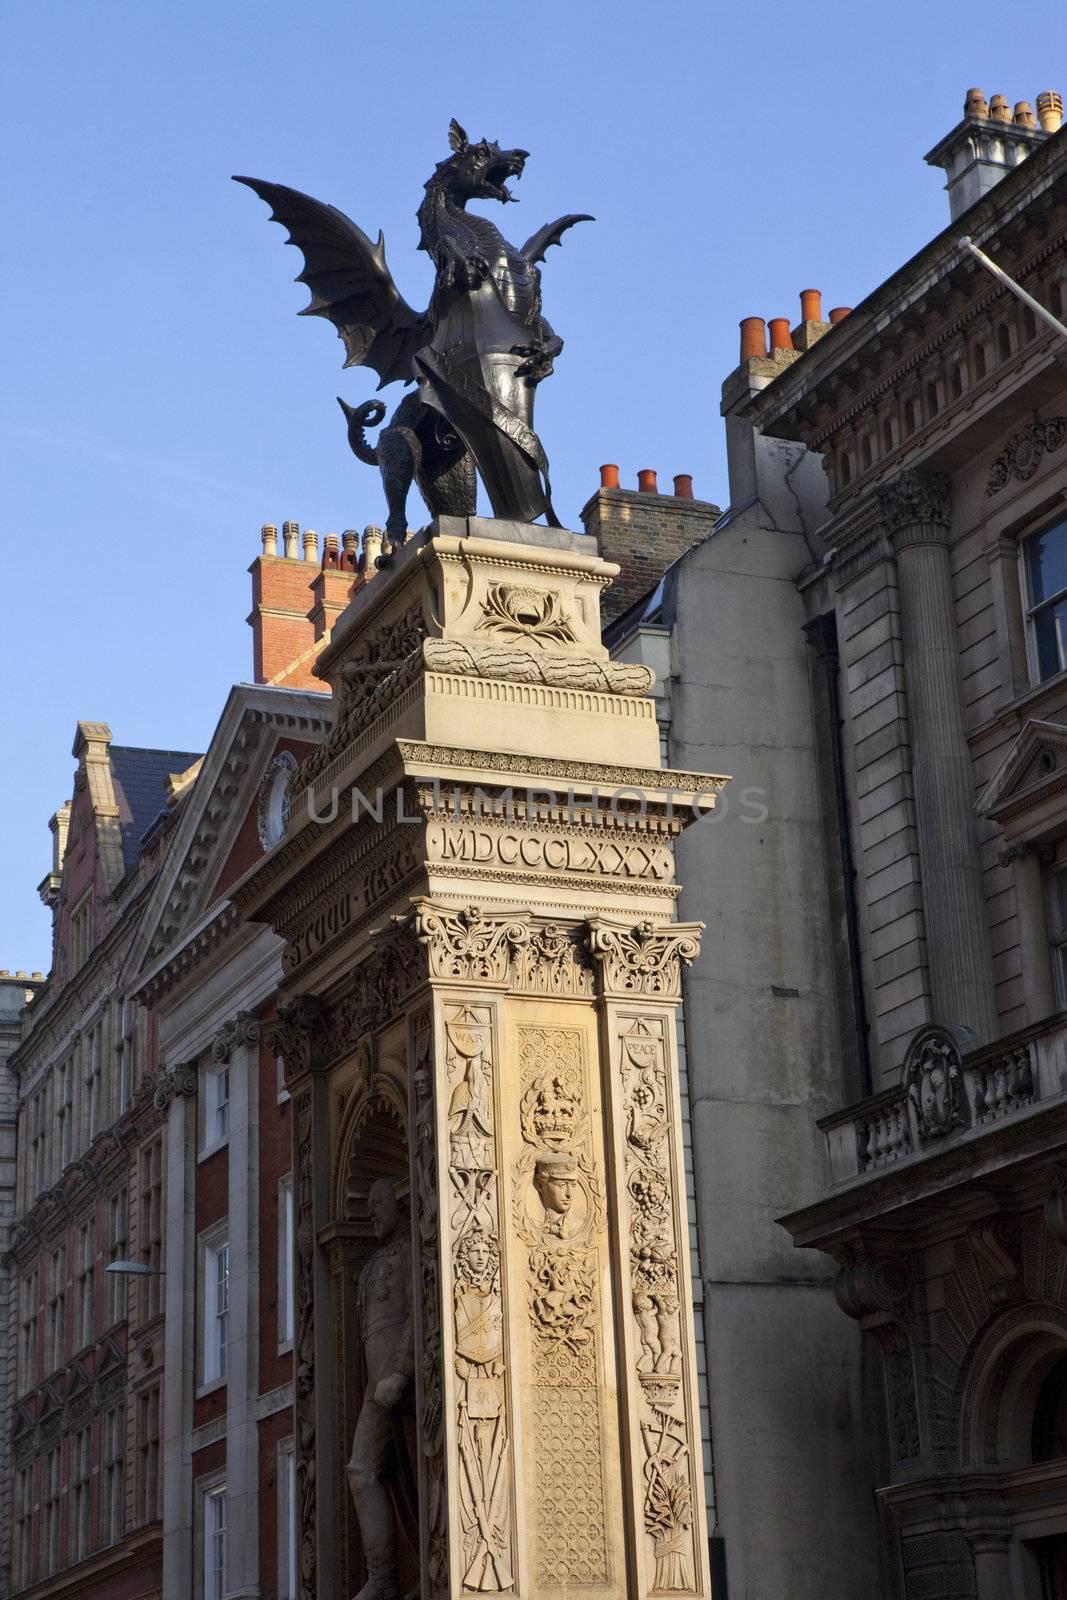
[581,468,720,626]
[249,521,375,688]
[249,521,319,684]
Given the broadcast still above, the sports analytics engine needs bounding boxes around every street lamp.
[105,1259,164,1278]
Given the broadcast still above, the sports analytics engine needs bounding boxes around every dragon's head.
[435,118,528,205]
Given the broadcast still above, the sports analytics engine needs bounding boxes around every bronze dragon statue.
[235,120,591,538]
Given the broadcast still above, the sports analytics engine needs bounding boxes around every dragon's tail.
[337,397,387,466]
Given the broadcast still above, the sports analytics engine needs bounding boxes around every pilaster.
[998,841,1057,1023]
[159,1061,198,1599]
[211,1011,262,1599]
[879,469,998,1038]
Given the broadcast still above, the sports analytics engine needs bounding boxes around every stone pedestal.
[234,517,724,1600]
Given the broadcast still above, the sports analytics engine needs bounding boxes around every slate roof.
[108,745,202,873]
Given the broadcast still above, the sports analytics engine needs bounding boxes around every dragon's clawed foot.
[511,341,556,382]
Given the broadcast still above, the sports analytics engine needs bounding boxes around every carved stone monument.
[235,515,724,1600]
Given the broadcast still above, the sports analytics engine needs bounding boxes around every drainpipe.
[805,613,873,1098]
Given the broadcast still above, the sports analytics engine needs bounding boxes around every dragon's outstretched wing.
[521,214,594,265]
[234,176,430,388]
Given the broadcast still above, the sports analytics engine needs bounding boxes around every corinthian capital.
[587,918,702,1000]
[877,468,951,541]
[414,900,531,984]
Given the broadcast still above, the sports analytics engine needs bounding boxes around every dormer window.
[1024,514,1067,681]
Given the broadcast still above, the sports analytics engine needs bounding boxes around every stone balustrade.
[821,1017,1067,1187]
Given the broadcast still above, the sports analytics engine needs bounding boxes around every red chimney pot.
[799,288,822,322]
[673,474,694,500]
[739,317,767,361]
[768,318,794,352]
[637,469,658,494]
[828,306,852,325]
[599,463,620,490]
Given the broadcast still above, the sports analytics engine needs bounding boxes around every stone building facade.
[597,88,1067,1600]
[751,98,1067,1599]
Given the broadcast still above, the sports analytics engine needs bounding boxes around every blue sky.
[3,0,1063,970]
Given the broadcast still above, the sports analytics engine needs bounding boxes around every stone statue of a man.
[348,1176,413,1600]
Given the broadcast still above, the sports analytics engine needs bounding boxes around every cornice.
[746,128,1067,439]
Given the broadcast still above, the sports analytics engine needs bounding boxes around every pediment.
[977,718,1067,827]
[129,684,330,982]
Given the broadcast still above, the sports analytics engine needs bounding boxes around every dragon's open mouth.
[484,155,526,201]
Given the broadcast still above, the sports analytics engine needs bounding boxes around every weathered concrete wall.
[666,506,885,1599]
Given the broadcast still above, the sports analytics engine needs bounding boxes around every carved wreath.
[986,418,1067,495]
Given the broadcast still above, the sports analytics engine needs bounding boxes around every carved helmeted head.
[435,118,529,205]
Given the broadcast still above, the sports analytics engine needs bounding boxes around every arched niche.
[328,1056,416,1599]
[958,1304,1067,1471]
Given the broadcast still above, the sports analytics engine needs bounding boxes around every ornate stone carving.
[833,1251,912,1321]
[258,749,298,849]
[902,1025,969,1143]
[588,919,702,1000]
[151,1061,198,1117]
[515,1022,609,1586]
[870,1322,921,1463]
[878,468,951,534]
[617,1015,699,1591]
[986,417,1067,494]
[444,1005,515,1591]
[477,583,577,644]
[265,996,327,1087]
[511,923,596,997]
[424,636,653,692]
[416,903,529,985]
[210,1009,261,1062]
[294,603,428,789]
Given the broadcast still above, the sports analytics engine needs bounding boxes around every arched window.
[861,435,873,471]
[1032,1354,1067,1462]
[997,323,1013,363]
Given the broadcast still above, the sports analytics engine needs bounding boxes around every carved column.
[588,918,709,1597]
[967,1529,1013,1599]
[211,1011,262,1599]
[998,842,1057,1024]
[156,1061,199,1600]
[879,470,998,1038]
[266,1002,338,1600]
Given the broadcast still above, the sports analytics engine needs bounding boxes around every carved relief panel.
[503,1000,626,1596]
[607,1008,707,1595]
[440,999,518,1593]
